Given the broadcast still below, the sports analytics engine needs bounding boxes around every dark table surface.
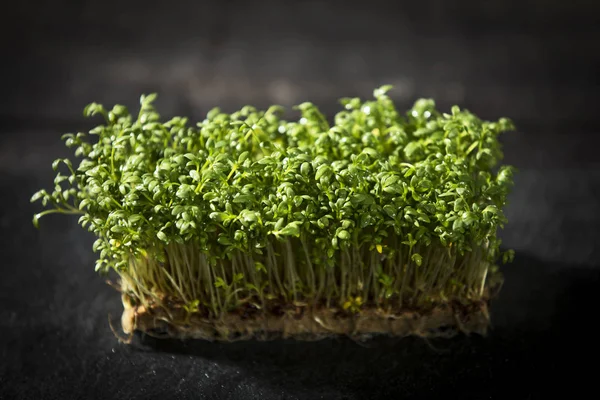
[2,0,600,398]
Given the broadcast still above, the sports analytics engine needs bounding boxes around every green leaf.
[128,214,143,224]
[452,219,463,231]
[373,85,393,98]
[110,225,125,233]
[278,221,301,237]
[483,205,499,215]
[30,190,45,203]
[462,211,477,226]
[240,210,258,224]
[189,170,200,181]
[140,93,157,105]
[315,164,332,180]
[350,193,374,207]
[203,192,219,201]
[383,204,397,217]
[341,219,353,229]
[300,162,311,176]
[417,212,430,223]
[255,262,267,273]
[362,147,378,158]
[233,194,254,203]
[404,142,420,158]
[238,151,249,163]
[337,230,350,240]
[274,217,285,231]
[411,253,423,266]
[157,231,168,241]
[502,249,515,264]
[383,175,399,187]
[209,212,228,222]
[257,156,275,165]
[217,235,232,246]
[214,277,226,288]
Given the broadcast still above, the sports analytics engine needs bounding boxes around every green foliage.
[31,86,516,316]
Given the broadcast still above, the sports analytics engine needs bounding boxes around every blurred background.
[2,0,598,132]
[1,1,599,398]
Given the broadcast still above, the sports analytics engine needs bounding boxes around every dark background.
[1,0,599,398]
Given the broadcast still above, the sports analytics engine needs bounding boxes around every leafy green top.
[32,86,516,273]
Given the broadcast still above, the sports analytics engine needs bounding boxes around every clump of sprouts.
[32,86,516,320]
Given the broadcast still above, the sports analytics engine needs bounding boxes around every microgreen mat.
[32,86,516,325]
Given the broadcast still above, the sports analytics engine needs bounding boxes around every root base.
[121,298,491,341]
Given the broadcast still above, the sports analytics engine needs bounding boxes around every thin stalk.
[284,240,298,302]
[340,249,346,303]
[230,253,240,303]
[361,245,371,300]
[202,254,218,316]
[353,242,364,298]
[315,259,327,304]
[398,254,410,308]
[209,259,224,317]
[300,237,317,297]
[181,243,197,301]
[267,241,285,298]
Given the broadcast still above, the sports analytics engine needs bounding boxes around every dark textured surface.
[2,0,600,398]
